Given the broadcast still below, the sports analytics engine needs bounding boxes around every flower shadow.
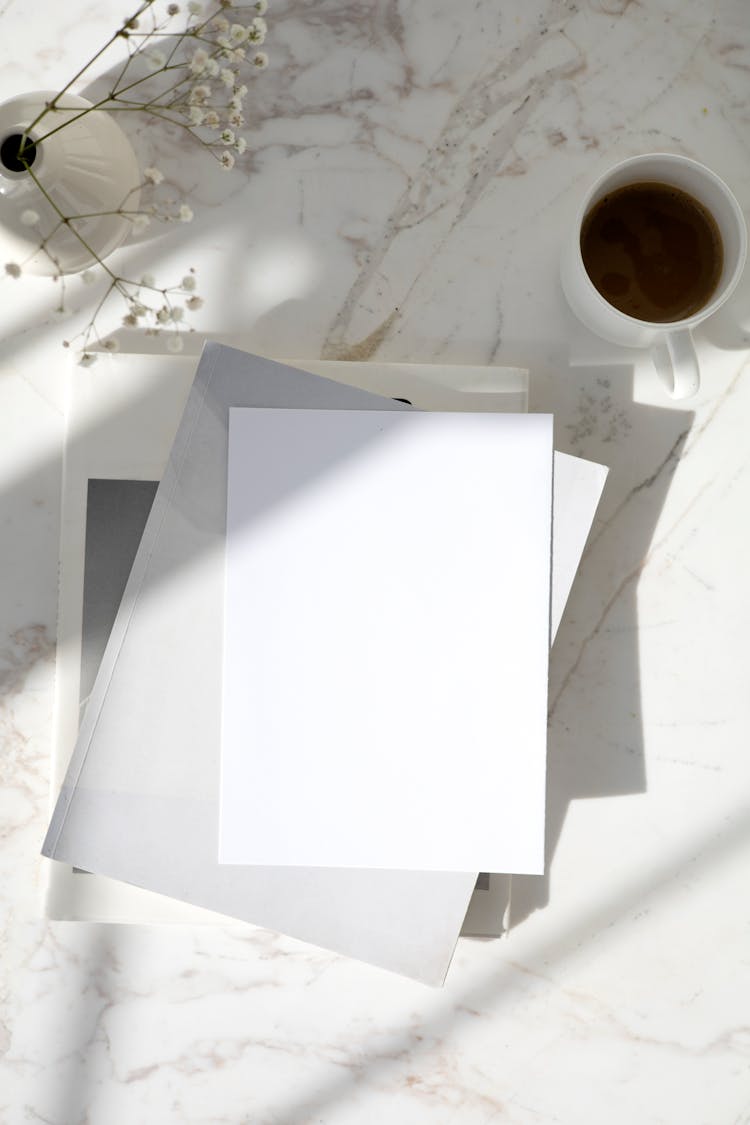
[73,23,266,246]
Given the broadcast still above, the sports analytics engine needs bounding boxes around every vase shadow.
[77,36,265,235]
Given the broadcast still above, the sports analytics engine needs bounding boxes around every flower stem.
[21,0,158,140]
[24,165,119,282]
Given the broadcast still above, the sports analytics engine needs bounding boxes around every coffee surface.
[580,181,723,322]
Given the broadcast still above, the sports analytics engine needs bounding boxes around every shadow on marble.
[700,256,750,350]
[41,804,745,1125]
[515,349,694,927]
[255,805,750,1125]
[39,923,138,1125]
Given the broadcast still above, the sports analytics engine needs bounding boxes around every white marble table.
[2,1,750,1122]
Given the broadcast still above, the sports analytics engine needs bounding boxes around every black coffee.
[580,181,723,322]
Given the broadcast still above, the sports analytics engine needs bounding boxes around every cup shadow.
[700,251,750,350]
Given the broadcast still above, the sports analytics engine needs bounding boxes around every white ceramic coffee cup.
[561,153,747,399]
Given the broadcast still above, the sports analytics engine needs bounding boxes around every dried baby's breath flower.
[248,17,266,43]
[189,83,211,104]
[190,47,209,73]
[11,0,271,358]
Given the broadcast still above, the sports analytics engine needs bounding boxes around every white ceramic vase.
[0,90,142,275]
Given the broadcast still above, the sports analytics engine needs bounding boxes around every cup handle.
[657,328,700,399]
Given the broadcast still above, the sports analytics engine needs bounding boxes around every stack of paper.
[42,344,607,983]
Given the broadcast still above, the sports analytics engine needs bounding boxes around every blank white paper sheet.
[220,408,553,873]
